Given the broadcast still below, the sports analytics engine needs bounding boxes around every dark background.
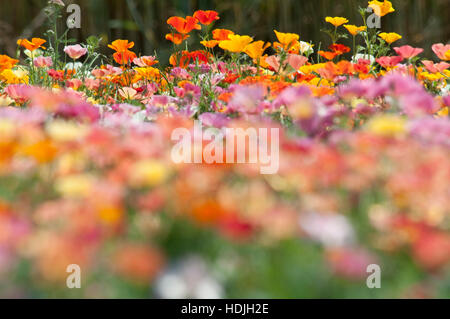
[1,0,449,61]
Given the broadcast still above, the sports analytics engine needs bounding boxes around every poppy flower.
[244,41,271,61]
[421,60,450,73]
[108,39,135,53]
[329,44,351,55]
[368,0,395,17]
[17,38,46,51]
[344,25,366,36]
[193,10,220,25]
[113,51,137,65]
[64,44,88,60]
[165,33,190,45]
[319,51,339,60]
[325,17,349,27]
[0,55,19,72]
[274,30,300,51]
[431,43,450,61]
[376,56,403,68]
[167,16,201,34]
[219,34,253,53]
[200,40,219,48]
[393,45,423,60]
[133,56,159,67]
[378,32,402,44]
[212,29,234,41]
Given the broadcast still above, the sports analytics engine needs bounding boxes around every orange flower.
[108,39,135,53]
[200,40,220,48]
[0,55,19,72]
[368,0,395,17]
[274,30,299,51]
[244,41,271,62]
[344,25,367,36]
[325,17,349,27]
[319,51,338,60]
[167,16,201,34]
[193,10,220,25]
[113,51,137,65]
[165,33,190,45]
[17,38,46,51]
[212,29,235,41]
[329,44,351,55]
[108,40,136,65]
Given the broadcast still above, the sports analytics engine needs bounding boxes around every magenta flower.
[64,44,88,60]
[393,45,424,60]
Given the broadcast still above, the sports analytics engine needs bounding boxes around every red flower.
[193,10,220,25]
[329,44,351,55]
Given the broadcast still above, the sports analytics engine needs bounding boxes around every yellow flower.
[0,68,29,84]
[325,17,349,27]
[368,0,395,17]
[344,25,367,36]
[219,34,253,53]
[366,115,406,137]
[378,32,402,44]
[130,160,169,187]
[46,120,89,142]
[55,174,94,198]
[274,30,300,51]
[244,41,271,61]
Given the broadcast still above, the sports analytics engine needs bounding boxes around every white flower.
[299,41,314,55]
[299,212,355,247]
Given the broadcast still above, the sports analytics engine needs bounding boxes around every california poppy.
[108,39,135,53]
[368,0,395,17]
[273,30,300,51]
[165,33,190,45]
[344,25,367,36]
[193,10,220,25]
[200,40,220,48]
[0,55,19,72]
[212,29,234,41]
[325,17,349,27]
[378,32,402,44]
[17,38,46,51]
[167,16,201,34]
[219,34,253,53]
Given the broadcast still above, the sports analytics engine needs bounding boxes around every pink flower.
[64,44,88,60]
[422,60,450,73]
[33,56,53,68]
[287,54,308,70]
[376,56,403,68]
[393,45,423,60]
[431,43,450,61]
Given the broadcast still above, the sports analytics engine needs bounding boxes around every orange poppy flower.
[165,33,190,45]
[319,51,338,60]
[193,10,220,25]
[212,29,235,41]
[200,40,220,48]
[17,38,46,51]
[167,16,201,34]
[329,44,351,55]
[113,51,137,65]
[108,39,135,53]
[0,55,19,72]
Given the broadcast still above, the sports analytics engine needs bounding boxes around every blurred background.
[1,0,449,62]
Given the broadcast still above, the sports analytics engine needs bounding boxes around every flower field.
[0,0,449,298]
